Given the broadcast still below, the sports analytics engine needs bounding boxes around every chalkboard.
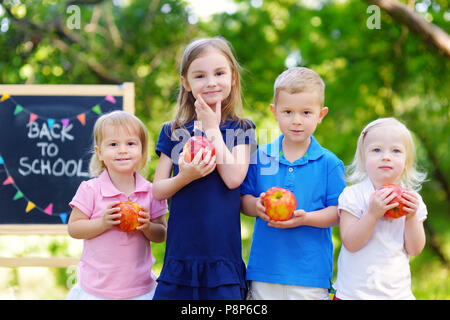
[0,84,134,229]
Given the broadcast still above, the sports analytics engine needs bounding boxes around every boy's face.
[270,90,328,147]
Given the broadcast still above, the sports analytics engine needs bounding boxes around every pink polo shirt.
[69,170,167,299]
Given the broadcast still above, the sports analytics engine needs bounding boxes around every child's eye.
[194,74,204,79]
[216,71,225,76]
[372,148,381,153]
[128,141,137,146]
[109,142,117,147]
[283,110,291,115]
[393,148,402,153]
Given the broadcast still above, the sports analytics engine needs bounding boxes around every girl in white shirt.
[334,117,427,300]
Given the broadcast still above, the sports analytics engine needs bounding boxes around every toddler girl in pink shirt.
[66,111,167,299]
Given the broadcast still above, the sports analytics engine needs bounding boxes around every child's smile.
[96,125,143,176]
[182,48,233,108]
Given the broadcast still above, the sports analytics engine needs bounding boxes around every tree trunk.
[366,0,450,58]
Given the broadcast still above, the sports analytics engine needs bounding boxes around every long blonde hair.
[171,37,245,133]
[89,111,149,177]
[346,117,426,191]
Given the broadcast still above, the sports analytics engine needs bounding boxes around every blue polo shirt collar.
[260,135,324,165]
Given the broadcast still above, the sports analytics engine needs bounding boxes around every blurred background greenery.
[0,0,448,299]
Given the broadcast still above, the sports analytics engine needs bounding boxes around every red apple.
[263,187,297,221]
[183,136,215,163]
[379,184,408,219]
[113,201,143,232]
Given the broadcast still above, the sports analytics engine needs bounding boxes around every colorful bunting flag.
[77,113,86,125]
[47,118,55,129]
[29,113,38,124]
[44,203,53,215]
[105,95,116,104]
[0,93,10,101]
[92,104,102,115]
[25,201,36,213]
[1,94,117,125]
[2,176,14,185]
[59,213,68,224]
[1,154,72,220]
[14,105,23,115]
[13,190,24,201]
[61,118,70,128]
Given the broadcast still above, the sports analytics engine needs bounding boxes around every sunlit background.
[0,0,448,299]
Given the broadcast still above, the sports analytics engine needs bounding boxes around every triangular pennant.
[0,93,10,102]
[25,201,36,213]
[2,176,14,185]
[13,190,24,201]
[29,113,38,124]
[44,203,53,215]
[47,118,55,129]
[13,190,24,200]
[14,105,24,115]
[105,95,116,104]
[92,104,102,115]
[77,113,86,125]
[59,213,68,224]
[0,156,4,165]
[61,118,70,128]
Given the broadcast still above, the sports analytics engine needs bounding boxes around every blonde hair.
[346,117,426,191]
[273,67,325,107]
[172,36,244,132]
[89,111,149,177]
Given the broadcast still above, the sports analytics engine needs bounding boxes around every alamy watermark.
[367,5,381,29]
[66,5,81,30]
[168,124,283,176]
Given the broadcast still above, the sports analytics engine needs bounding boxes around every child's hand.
[178,147,216,182]
[401,189,419,220]
[136,207,151,232]
[194,95,221,132]
[268,209,307,229]
[102,201,121,230]
[368,187,399,219]
[256,192,271,222]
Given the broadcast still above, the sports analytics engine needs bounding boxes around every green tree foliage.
[0,0,448,298]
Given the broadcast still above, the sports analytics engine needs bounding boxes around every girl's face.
[364,125,407,188]
[181,48,233,109]
[95,124,143,176]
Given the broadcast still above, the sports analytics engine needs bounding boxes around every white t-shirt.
[334,178,427,300]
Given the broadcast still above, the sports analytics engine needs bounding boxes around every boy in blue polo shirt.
[241,67,346,300]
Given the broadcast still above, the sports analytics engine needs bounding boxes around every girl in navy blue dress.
[152,37,256,300]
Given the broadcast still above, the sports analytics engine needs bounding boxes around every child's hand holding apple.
[101,201,122,230]
[255,192,271,222]
[372,184,419,220]
[267,209,308,229]
[178,142,216,182]
[136,207,151,232]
